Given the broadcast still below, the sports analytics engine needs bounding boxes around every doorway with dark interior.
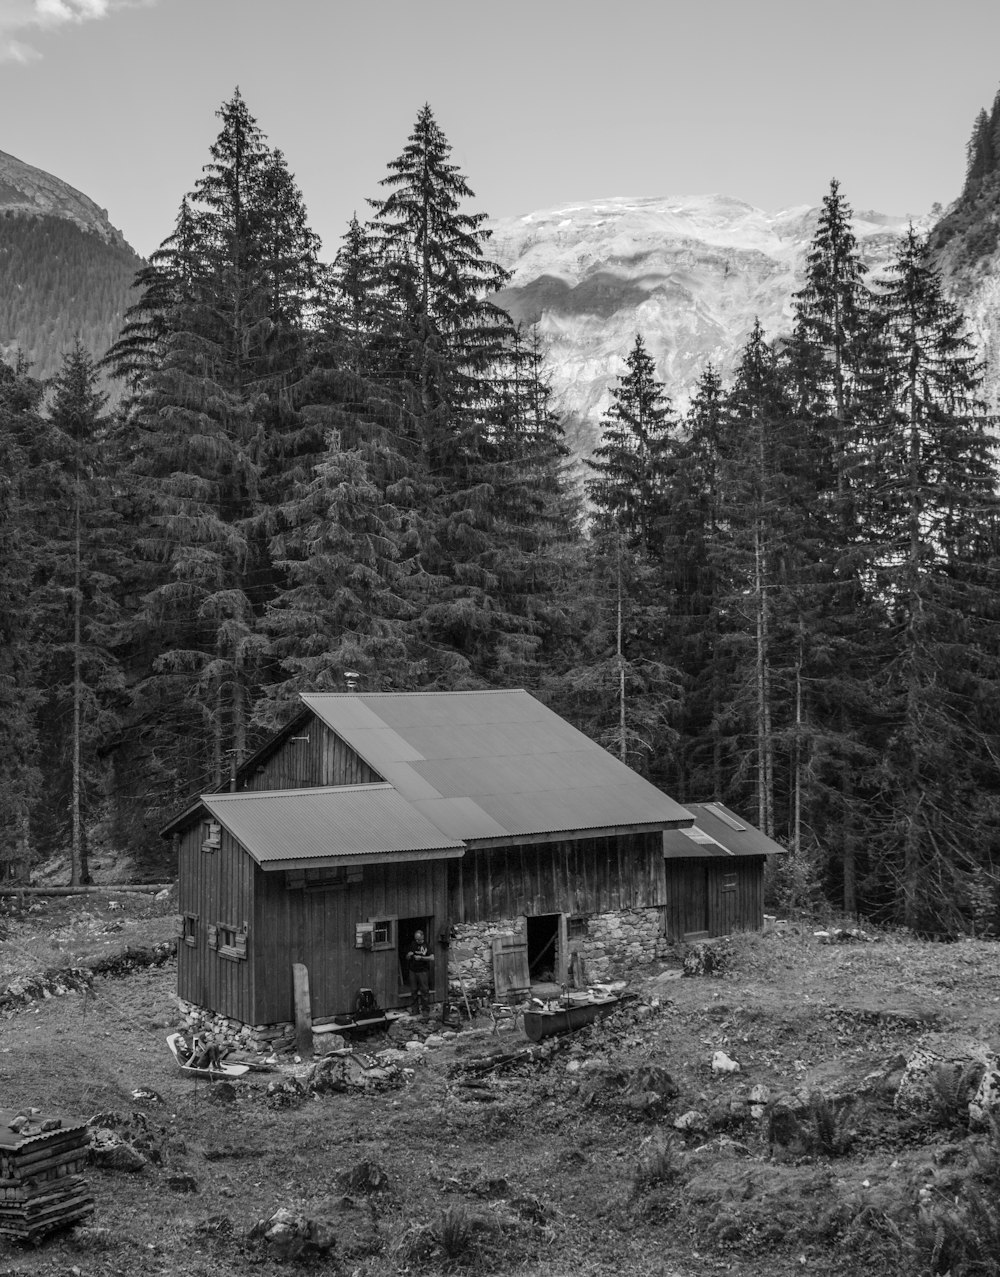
[398,916,434,1006]
[526,913,560,983]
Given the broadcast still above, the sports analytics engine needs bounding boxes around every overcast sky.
[1,0,999,259]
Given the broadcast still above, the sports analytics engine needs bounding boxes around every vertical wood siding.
[660,857,766,941]
[177,826,255,1021]
[251,860,450,1024]
[243,721,380,792]
[448,831,666,922]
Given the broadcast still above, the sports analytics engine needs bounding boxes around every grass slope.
[1,897,999,1277]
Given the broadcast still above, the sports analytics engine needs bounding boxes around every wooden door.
[711,868,738,936]
[492,934,530,1003]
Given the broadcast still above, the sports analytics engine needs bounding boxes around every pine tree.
[35,344,123,883]
[0,358,44,878]
[573,334,682,774]
[668,362,733,801]
[105,90,322,823]
[366,104,570,684]
[867,229,1000,930]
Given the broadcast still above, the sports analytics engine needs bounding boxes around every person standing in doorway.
[406,930,434,1020]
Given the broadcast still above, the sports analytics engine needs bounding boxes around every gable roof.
[301,690,692,844]
[662,801,786,859]
[201,784,465,870]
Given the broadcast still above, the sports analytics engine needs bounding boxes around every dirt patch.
[0,923,997,1275]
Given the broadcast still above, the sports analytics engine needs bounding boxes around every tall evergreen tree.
[366,104,570,684]
[105,90,322,824]
[35,345,123,884]
[866,228,1000,929]
[0,359,44,878]
[569,334,681,774]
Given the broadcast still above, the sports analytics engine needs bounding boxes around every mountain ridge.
[489,193,935,460]
[0,148,131,249]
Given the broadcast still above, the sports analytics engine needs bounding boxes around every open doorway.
[525,913,560,982]
[397,916,434,998]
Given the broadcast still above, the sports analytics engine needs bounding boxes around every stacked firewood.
[0,1110,93,1242]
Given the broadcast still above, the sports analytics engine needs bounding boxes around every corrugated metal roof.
[662,801,787,860]
[302,690,691,842]
[202,784,465,868]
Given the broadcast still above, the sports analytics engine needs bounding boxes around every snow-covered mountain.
[489,194,929,460]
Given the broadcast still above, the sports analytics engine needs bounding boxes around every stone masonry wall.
[176,998,294,1054]
[447,907,671,1002]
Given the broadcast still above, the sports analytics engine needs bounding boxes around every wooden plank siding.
[251,859,449,1024]
[176,825,255,1021]
[448,831,666,921]
[241,721,380,792]
[660,857,766,942]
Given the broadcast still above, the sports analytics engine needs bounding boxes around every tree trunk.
[70,452,87,886]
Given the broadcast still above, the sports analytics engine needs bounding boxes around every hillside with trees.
[1,89,998,937]
[0,211,142,382]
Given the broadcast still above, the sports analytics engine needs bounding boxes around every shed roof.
[301,690,691,843]
[201,784,465,870]
[662,801,786,859]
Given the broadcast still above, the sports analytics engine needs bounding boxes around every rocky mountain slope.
[0,149,141,382]
[490,195,932,459]
[0,148,130,247]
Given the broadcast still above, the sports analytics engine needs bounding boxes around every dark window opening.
[568,914,589,940]
[214,921,247,961]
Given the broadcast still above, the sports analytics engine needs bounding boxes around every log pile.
[0,1110,93,1242]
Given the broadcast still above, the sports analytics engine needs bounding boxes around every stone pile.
[0,1109,93,1242]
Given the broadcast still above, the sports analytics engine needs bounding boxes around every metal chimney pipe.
[344,671,360,692]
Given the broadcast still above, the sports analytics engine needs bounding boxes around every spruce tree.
[35,345,123,884]
[867,229,1000,930]
[366,104,570,684]
[105,90,322,823]
[0,359,44,878]
[571,334,682,775]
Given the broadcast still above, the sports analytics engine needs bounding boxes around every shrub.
[800,1092,857,1158]
[925,1062,985,1131]
[907,1188,1000,1276]
[633,1136,683,1193]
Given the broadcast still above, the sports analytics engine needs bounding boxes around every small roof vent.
[344,671,360,693]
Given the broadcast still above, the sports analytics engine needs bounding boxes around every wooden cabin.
[162,690,783,1029]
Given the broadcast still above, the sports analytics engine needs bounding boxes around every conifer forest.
[3,91,999,935]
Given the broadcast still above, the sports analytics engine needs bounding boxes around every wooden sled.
[166,1033,251,1079]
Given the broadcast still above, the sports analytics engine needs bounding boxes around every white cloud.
[0,0,152,64]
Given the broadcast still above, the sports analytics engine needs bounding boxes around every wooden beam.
[292,962,313,1059]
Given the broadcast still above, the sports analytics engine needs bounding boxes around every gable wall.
[448,830,666,922]
[176,823,255,1022]
[251,859,450,1024]
[241,719,380,791]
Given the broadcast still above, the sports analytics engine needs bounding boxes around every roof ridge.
[206,783,394,801]
[302,689,529,698]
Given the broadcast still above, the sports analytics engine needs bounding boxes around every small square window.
[213,921,248,961]
[568,915,589,940]
[371,918,395,951]
[182,914,198,947]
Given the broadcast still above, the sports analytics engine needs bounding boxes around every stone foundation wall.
[448,917,523,1001]
[176,998,294,1054]
[447,907,671,1002]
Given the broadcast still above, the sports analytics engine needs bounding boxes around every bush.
[907,1188,1000,1276]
